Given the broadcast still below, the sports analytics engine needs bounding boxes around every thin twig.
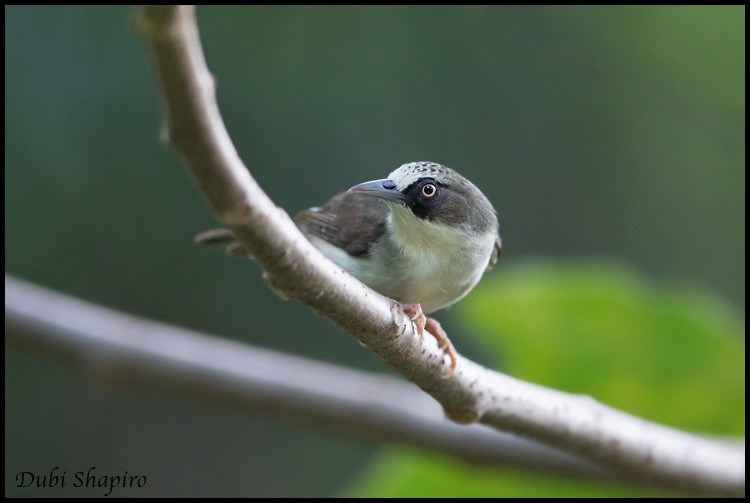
[135,6,744,496]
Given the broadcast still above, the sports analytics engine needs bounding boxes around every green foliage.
[347,261,745,497]
[466,261,745,433]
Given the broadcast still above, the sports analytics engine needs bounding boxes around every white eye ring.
[421,183,437,198]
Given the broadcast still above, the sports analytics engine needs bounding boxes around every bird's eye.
[421,183,437,199]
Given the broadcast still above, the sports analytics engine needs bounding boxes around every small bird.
[197,161,501,377]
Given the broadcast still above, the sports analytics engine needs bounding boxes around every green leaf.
[462,260,744,434]
[346,260,744,497]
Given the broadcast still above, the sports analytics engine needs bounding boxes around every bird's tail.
[194,228,250,257]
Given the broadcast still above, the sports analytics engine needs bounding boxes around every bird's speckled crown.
[388,162,461,192]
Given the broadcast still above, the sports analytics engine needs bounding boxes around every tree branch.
[135,6,744,497]
[5,275,610,481]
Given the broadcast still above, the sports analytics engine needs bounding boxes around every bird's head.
[347,161,498,236]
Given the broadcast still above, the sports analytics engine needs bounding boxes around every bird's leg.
[401,304,457,379]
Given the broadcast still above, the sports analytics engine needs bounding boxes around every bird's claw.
[402,303,427,339]
[401,303,457,379]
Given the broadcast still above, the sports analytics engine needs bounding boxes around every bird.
[196,161,502,377]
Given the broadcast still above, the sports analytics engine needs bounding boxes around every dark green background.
[5,6,744,497]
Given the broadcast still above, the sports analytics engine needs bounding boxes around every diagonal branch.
[135,6,744,497]
[5,275,609,481]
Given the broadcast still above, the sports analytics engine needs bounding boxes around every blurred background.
[5,6,744,497]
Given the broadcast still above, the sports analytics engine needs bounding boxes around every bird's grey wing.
[486,234,502,271]
[196,192,390,259]
[295,192,389,257]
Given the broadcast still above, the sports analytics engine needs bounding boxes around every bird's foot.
[401,304,457,379]
[402,303,427,338]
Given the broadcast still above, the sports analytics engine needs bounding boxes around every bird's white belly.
[381,232,493,312]
[307,210,496,313]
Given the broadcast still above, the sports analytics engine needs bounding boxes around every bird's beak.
[347,179,405,204]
